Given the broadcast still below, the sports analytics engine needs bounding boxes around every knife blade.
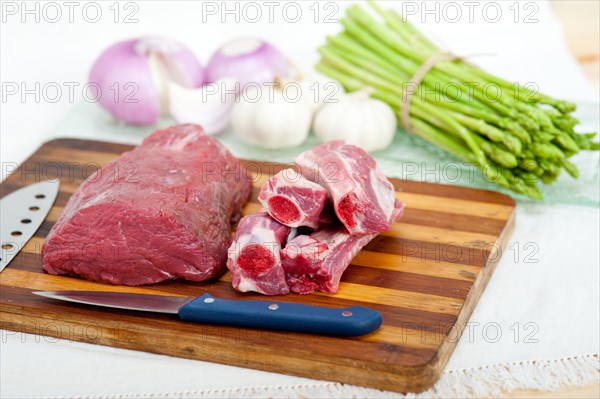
[1,180,60,272]
[33,290,382,336]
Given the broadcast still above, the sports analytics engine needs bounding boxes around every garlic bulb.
[313,88,397,152]
[294,73,343,113]
[232,81,313,149]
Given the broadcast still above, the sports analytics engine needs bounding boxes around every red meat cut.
[227,211,291,295]
[42,124,252,285]
[258,169,330,229]
[282,201,404,294]
[294,141,397,235]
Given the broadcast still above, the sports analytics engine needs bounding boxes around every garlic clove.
[168,79,238,135]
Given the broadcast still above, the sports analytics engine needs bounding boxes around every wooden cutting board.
[0,138,515,393]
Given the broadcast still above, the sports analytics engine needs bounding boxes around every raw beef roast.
[227,211,291,295]
[258,169,330,229]
[295,141,397,235]
[42,124,252,285]
[282,201,404,294]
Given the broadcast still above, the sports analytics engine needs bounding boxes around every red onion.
[205,38,290,89]
[89,37,204,126]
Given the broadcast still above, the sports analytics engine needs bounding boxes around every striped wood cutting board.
[0,138,516,393]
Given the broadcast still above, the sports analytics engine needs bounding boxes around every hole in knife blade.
[2,244,14,250]
[35,194,45,199]
[21,219,32,224]
[29,206,40,211]
[11,231,22,237]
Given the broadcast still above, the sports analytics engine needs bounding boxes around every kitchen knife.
[33,290,382,336]
[1,180,60,272]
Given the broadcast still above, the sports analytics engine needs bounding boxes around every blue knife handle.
[178,294,382,337]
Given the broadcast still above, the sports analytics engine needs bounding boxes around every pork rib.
[294,141,397,235]
[227,211,291,295]
[42,124,252,285]
[258,169,330,229]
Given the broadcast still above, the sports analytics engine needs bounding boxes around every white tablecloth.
[1,1,598,397]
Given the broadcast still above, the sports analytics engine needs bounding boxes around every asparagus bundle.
[316,2,599,199]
